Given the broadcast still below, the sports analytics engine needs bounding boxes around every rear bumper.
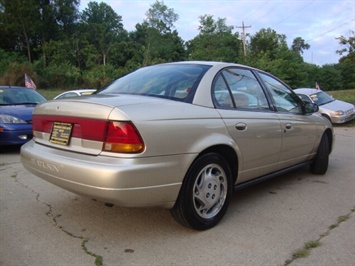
[21,140,192,208]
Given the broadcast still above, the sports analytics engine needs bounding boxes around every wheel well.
[321,114,331,122]
[200,145,238,183]
[324,128,333,154]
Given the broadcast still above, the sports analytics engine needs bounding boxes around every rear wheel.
[310,133,329,175]
[171,153,233,230]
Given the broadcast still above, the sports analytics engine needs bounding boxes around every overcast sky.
[79,0,355,66]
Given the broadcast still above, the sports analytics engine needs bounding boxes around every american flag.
[315,82,320,90]
[25,74,37,90]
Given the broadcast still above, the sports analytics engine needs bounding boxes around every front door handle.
[285,123,292,130]
[284,123,292,133]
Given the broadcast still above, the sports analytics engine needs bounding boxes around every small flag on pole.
[315,82,320,90]
[25,74,37,90]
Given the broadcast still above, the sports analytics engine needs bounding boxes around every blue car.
[0,86,46,146]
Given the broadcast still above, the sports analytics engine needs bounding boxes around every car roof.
[165,61,255,69]
[63,89,96,93]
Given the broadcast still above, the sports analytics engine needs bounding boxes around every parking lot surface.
[1,127,354,266]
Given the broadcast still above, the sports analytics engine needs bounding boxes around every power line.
[248,0,283,26]
[305,18,354,43]
[273,0,315,27]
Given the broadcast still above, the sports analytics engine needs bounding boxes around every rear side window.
[212,68,270,110]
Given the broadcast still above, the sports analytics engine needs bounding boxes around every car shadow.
[0,145,22,154]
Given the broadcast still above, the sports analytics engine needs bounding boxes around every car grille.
[345,109,354,115]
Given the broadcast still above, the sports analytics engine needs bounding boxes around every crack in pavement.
[283,207,355,265]
[7,170,104,266]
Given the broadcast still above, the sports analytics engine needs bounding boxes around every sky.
[79,0,355,66]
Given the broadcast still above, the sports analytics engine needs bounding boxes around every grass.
[327,89,355,105]
[38,89,64,99]
[285,240,322,264]
[284,210,354,266]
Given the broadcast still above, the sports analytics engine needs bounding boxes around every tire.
[171,153,233,230]
[310,133,329,175]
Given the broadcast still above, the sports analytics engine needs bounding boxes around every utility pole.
[236,21,251,57]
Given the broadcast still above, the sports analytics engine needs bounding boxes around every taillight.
[103,121,144,153]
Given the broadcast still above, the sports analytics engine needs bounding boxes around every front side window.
[212,68,270,110]
[297,94,312,103]
[258,72,303,114]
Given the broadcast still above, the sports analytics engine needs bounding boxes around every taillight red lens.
[103,121,144,153]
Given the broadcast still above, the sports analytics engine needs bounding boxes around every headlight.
[0,114,27,124]
[334,111,344,116]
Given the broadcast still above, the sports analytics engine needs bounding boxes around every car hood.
[0,104,37,121]
[320,99,353,111]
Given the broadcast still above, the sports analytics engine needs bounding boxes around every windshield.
[98,64,211,102]
[309,91,334,106]
[0,88,47,105]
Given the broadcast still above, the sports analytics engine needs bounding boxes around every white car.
[53,89,96,99]
[21,62,333,230]
[295,88,355,124]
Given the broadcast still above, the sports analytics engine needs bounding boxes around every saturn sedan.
[294,88,355,124]
[21,61,333,230]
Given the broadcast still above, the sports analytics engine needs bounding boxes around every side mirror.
[304,102,319,114]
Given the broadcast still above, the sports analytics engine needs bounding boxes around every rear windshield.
[98,64,211,102]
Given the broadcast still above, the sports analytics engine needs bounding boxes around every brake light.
[103,121,144,153]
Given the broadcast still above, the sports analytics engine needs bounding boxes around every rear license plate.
[49,122,73,146]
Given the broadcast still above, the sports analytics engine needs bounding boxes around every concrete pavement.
[0,127,354,266]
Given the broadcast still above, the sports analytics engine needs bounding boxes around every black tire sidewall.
[311,133,329,175]
[180,152,233,230]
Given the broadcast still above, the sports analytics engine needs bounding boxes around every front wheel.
[171,153,233,230]
[310,133,330,175]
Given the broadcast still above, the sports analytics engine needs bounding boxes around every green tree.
[246,28,311,88]
[0,0,41,62]
[145,0,178,34]
[130,0,184,66]
[80,1,124,66]
[317,64,343,90]
[336,31,355,89]
[187,14,241,62]
[336,30,355,64]
[291,37,310,55]
[249,28,287,61]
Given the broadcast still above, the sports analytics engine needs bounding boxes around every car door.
[212,67,282,184]
[257,72,317,169]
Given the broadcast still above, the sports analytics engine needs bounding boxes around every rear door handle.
[235,123,247,131]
